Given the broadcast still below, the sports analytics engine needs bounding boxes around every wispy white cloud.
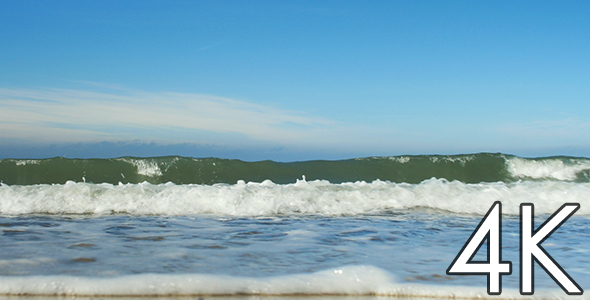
[0,86,357,149]
[195,44,217,52]
[3,85,589,157]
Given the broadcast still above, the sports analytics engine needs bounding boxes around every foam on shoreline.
[0,266,580,299]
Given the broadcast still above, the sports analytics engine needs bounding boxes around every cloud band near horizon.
[0,86,349,147]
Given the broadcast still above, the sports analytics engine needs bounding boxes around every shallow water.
[1,211,588,293]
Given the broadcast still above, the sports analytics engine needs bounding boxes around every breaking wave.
[1,153,590,186]
[1,178,589,216]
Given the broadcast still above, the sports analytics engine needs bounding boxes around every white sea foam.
[118,158,163,177]
[429,155,475,165]
[13,160,41,166]
[388,156,411,163]
[1,179,589,216]
[506,157,590,181]
[372,155,476,165]
[0,265,576,299]
[0,258,55,267]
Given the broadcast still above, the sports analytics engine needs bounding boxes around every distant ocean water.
[0,153,589,299]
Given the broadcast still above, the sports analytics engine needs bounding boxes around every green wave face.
[1,153,589,185]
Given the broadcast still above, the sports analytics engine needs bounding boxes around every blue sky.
[1,1,589,161]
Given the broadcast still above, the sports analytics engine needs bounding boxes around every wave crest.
[2,153,590,186]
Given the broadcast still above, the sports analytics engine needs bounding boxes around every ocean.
[0,153,589,299]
